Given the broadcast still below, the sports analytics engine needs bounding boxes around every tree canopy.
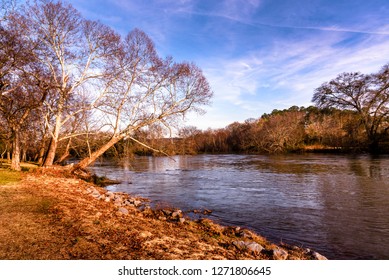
[312,64,389,151]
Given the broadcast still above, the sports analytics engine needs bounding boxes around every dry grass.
[0,168,319,260]
[0,169,21,185]
[0,160,39,172]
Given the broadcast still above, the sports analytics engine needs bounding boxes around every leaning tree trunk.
[43,137,58,166]
[57,138,72,164]
[43,116,62,166]
[72,135,122,170]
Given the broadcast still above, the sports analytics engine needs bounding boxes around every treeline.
[94,105,383,158]
[0,104,354,164]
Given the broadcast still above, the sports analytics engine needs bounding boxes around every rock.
[311,251,328,260]
[118,207,129,215]
[162,209,172,216]
[104,197,110,202]
[139,231,152,238]
[172,210,183,219]
[179,218,186,223]
[232,240,246,250]
[272,248,288,260]
[86,187,96,194]
[106,191,115,199]
[158,216,167,221]
[91,190,100,198]
[232,241,263,254]
[133,200,142,207]
[246,242,264,254]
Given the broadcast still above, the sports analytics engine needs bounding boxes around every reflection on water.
[90,154,389,259]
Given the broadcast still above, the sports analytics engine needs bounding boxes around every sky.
[67,0,389,130]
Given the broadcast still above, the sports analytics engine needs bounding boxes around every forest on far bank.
[3,102,389,165]
[79,104,389,159]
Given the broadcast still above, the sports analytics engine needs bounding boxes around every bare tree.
[22,0,120,166]
[312,64,389,151]
[0,0,16,21]
[0,10,49,170]
[178,125,201,154]
[74,29,213,169]
[257,111,305,153]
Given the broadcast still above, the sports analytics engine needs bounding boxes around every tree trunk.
[73,135,122,170]
[11,129,21,171]
[37,145,46,165]
[0,145,7,160]
[43,114,62,166]
[43,99,63,166]
[57,138,72,164]
[21,148,27,162]
[43,137,58,166]
[36,135,48,165]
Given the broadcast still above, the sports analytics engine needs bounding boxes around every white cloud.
[197,30,389,127]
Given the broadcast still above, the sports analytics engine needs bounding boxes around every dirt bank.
[0,168,326,260]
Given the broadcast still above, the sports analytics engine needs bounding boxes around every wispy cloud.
[198,31,389,125]
[268,24,389,36]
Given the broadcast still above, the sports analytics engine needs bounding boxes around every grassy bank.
[0,167,326,260]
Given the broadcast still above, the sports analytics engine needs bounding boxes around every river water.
[89,154,389,260]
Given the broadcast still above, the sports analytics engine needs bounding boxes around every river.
[89,154,389,260]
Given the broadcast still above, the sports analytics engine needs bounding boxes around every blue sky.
[67,0,389,129]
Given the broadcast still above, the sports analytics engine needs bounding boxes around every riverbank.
[0,167,327,260]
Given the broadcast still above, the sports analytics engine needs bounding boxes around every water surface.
[90,154,389,259]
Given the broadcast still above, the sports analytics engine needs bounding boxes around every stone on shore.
[304,248,328,260]
[246,242,264,254]
[118,207,129,215]
[272,248,288,260]
[232,241,264,255]
[139,231,152,238]
[172,210,183,219]
[312,251,327,260]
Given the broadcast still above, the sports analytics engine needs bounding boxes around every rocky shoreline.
[83,182,327,260]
